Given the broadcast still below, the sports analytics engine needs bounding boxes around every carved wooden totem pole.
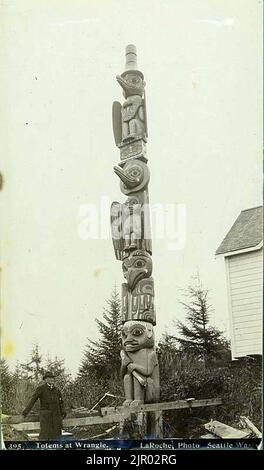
[111,45,160,409]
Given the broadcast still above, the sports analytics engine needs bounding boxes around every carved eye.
[135,260,144,268]
[131,169,140,177]
[132,77,139,84]
[132,328,144,336]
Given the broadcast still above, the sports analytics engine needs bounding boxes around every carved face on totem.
[121,320,154,352]
[116,71,145,98]
[114,160,150,195]
[122,250,152,291]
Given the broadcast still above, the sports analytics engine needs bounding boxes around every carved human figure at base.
[120,321,160,406]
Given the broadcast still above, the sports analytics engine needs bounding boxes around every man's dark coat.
[23,382,66,440]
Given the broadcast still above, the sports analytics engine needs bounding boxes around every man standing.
[22,372,66,440]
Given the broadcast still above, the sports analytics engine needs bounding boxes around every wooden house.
[216,206,263,360]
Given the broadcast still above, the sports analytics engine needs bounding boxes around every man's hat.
[42,372,56,380]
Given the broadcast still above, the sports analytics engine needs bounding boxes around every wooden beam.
[102,397,222,415]
[4,398,222,432]
[204,420,251,438]
[9,414,125,432]
[2,410,100,425]
[240,416,262,438]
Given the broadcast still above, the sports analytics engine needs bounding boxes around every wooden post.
[135,412,148,439]
[147,411,163,438]
[111,46,160,433]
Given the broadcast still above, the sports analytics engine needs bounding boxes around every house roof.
[216,206,263,255]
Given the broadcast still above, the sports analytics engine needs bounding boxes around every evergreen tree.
[0,359,13,413]
[157,332,180,380]
[176,277,230,365]
[18,345,73,408]
[79,287,122,381]
[44,356,72,392]
[20,344,44,381]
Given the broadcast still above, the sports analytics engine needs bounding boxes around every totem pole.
[111,45,160,408]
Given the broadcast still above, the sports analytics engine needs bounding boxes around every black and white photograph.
[0,0,262,454]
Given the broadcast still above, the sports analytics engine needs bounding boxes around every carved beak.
[113,166,139,187]
[116,75,142,98]
[116,75,127,90]
[127,269,148,291]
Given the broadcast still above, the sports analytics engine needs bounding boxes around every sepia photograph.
[0,0,262,452]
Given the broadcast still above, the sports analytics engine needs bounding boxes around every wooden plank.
[232,299,262,307]
[8,414,125,432]
[231,277,262,286]
[231,290,261,300]
[27,431,73,438]
[226,257,236,360]
[2,410,100,425]
[233,307,262,317]
[229,257,262,269]
[229,262,262,274]
[234,342,261,353]
[234,326,262,334]
[233,316,261,325]
[102,398,222,415]
[229,255,262,266]
[234,334,261,342]
[229,272,262,282]
[240,416,262,438]
[235,343,262,351]
[231,293,262,304]
[231,283,262,293]
[233,316,262,328]
[233,318,262,328]
[235,346,261,355]
[234,324,262,336]
[230,262,262,275]
[89,425,118,440]
[230,273,262,283]
[5,398,222,432]
[235,340,262,350]
[230,272,262,282]
[230,255,262,268]
[64,414,126,426]
[232,303,262,313]
[231,282,262,292]
[231,280,262,291]
[232,297,261,307]
[230,256,262,266]
[204,420,251,438]
[236,342,262,349]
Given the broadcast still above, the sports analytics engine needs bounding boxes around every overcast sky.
[1,0,262,376]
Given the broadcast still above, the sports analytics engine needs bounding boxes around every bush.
[159,355,262,437]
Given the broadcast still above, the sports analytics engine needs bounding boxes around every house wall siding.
[227,249,262,359]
